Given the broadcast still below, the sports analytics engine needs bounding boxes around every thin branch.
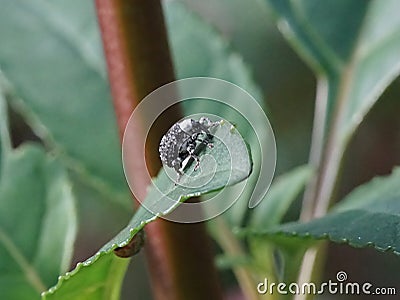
[213,217,261,300]
[0,229,47,293]
[293,247,318,300]
[0,81,12,158]
[300,77,329,221]
[296,27,363,298]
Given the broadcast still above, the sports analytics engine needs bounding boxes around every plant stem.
[297,57,357,299]
[95,0,222,299]
[296,77,333,300]
[0,80,12,159]
[300,77,329,222]
[292,248,318,300]
[0,229,47,293]
[213,217,261,300]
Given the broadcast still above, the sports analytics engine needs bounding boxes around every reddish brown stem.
[95,0,222,299]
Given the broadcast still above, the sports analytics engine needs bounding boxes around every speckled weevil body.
[159,117,216,178]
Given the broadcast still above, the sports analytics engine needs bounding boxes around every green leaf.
[165,1,264,103]
[165,1,267,226]
[42,120,252,299]
[250,165,312,230]
[0,0,129,205]
[267,0,400,161]
[259,167,400,255]
[0,144,77,299]
[43,254,129,300]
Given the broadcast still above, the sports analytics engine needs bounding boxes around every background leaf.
[253,167,400,255]
[250,165,312,230]
[0,145,77,299]
[43,120,252,299]
[165,1,263,102]
[267,0,400,162]
[0,0,129,205]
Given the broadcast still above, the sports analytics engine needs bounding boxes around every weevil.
[159,117,216,179]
